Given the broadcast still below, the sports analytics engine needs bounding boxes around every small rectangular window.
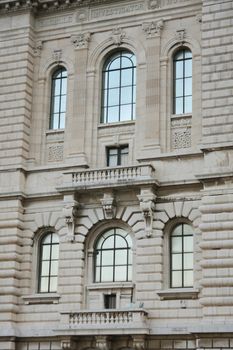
[107,145,129,167]
[104,294,116,309]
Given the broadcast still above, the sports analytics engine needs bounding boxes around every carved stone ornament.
[176,29,186,43]
[33,40,43,56]
[52,49,62,63]
[61,338,76,350]
[100,192,116,219]
[148,0,160,9]
[142,20,164,38]
[132,335,146,350]
[62,198,79,242]
[71,32,91,49]
[110,27,126,46]
[137,188,156,238]
[95,336,111,350]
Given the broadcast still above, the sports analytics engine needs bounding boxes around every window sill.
[22,293,60,305]
[98,120,135,129]
[87,282,135,291]
[171,113,192,119]
[45,129,64,135]
[157,289,199,300]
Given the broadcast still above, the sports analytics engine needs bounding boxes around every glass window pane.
[61,78,67,95]
[128,265,132,280]
[132,103,136,120]
[115,266,127,281]
[49,277,57,292]
[54,79,61,96]
[175,97,183,114]
[172,254,182,270]
[184,270,193,287]
[185,60,192,77]
[108,71,120,88]
[184,96,192,113]
[121,86,132,104]
[102,250,114,266]
[51,245,59,260]
[121,152,128,166]
[108,153,118,167]
[108,57,121,70]
[183,224,193,236]
[53,96,60,113]
[175,61,183,79]
[59,113,65,129]
[115,235,127,248]
[95,267,100,282]
[101,266,113,282]
[102,235,114,249]
[121,56,132,69]
[60,96,66,112]
[120,104,132,121]
[96,251,101,266]
[41,261,50,276]
[172,225,182,236]
[175,79,183,97]
[40,277,49,292]
[184,236,193,252]
[185,78,192,96]
[171,271,182,288]
[43,234,52,244]
[108,106,119,123]
[171,237,182,253]
[184,253,193,269]
[108,88,119,106]
[115,250,127,265]
[121,68,133,86]
[128,251,132,264]
[50,261,58,276]
[185,50,192,59]
[52,234,59,243]
[42,245,50,260]
[101,107,107,123]
[174,51,183,60]
[133,86,136,103]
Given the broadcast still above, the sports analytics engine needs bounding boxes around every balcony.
[57,309,149,336]
[59,164,157,192]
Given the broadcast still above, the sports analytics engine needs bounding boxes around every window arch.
[50,66,67,129]
[173,48,192,114]
[101,50,136,123]
[94,228,132,283]
[38,232,59,293]
[170,223,193,288]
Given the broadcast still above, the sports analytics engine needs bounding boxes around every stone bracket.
[142,19,164,38]
[71,32,91,49]
[132,335,146,350]
[61,337,76,350]
[62,194,79,242]
[95,336,111,350]
[100,192,116,219]
[110,27,126,46]
[137,187,156,237]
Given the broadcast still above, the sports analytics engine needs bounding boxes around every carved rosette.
[100,192,116,219]
[137,188,156,238]
[110,27,126,46]
[142,19,164,38]
[62,197,79,242]
[95,336,111,350]
[71,32,91,49]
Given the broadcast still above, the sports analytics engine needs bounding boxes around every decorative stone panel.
[171,116,191,150]
[47,144,64,162]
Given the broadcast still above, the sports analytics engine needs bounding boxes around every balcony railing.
[60,164,156,191]
[58,309,149,335]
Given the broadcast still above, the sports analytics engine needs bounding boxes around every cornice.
[0,0,128,16]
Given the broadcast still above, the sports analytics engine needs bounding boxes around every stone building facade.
[0,0,233,349]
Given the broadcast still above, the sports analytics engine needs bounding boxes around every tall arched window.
[94,228,132,282]
[173,48,192,114]
[50,67,67,129]
[101,50,136,123]
[170,223,193,288]
[38,232,59,293]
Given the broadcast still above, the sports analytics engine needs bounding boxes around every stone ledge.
[157,289,199,300]
[22,293,60,304]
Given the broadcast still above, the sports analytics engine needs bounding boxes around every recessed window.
[101,51,136,123]
[173,49,192,114]
[107,145,129,167]
[38,232,59,293]
[104,294,116,309]
[50,67,67,129]
[94,228,132,283]
[170,223,193,288]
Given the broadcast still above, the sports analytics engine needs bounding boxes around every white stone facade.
[0,0,233,349]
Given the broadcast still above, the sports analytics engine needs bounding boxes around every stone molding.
[71,32,91,49]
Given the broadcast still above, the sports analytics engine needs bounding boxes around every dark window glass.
[101,51,136,123]
[107,145,129,167]
[38,232,59,293]
[94,228,132,283]
[104,294,116,309]
[170,224,193,288]
[50,67,67,129]
[173,49,192,114]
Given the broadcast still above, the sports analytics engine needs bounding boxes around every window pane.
[108,71,120,88]
[121,152,128,166]
[185,78,192,96]
[184,236,193,252]
[185,50,192,59]
[54,80,61,96]
[184,96,192,113]
[42,245,50,260]
[174,51,183,60]
[128,265,132,280]
[175,97,183,114]
[50,260,58,275]
[60,95,66,112]
[120,104,132,121]
[171,237,182,253]
[108,106,119,123]
[43,234,52,244]
[41,261,49,276]
[108,57,121,70]
[133,86,136,103]
[101,107,107,123]
[102,235,114,249]
[184,253,193,269]
[175,61,183,79]
[40,277,49,292]
[184,270,193,287]
[115,235,127,248]
[121,56,132,69]
[101,266,113,282]
[172,254,182,270]
[121,68,133,86]
[102,250,114,266]
[185,60,192,77]
[53,96,60,113]
[128,251,132,264]
[115,250,127,265]
[115,266,127,281]
[61,78,67,95]
[121,87,132,104]
[52,234,59,243]
[108,153,118,167]
[108,88,119,106]
[171,271,182,288]
[59,113,65,129]
[183,224,193,235]
[172,225,182,236]
[50,277,57,292]
[95,267,100,282]
[175,79,183,97]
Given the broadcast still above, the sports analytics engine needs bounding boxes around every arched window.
[38,232,59,293]
[173,48,192,114]
[170,223,193,288]
[50,67,67,129]
[94,228,132,282]
[101,50,136,123]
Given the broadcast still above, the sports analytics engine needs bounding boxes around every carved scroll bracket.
[71,32,91,49]
[100,192,116,219]
[137,187,156,238]
[142,19,164,38]
[132,335,146,350]
[110,27,126,46]
[62,194,79,242]
[95,336,111,350]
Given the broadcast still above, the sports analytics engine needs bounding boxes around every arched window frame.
[173,47,192,115]
[93,227,132,283]
[169,222,194,288]
[38,231,59,293]
[49,66,67,130]
[100,50,136,124]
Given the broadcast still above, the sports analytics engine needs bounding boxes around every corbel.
[132,335,146,350]
[137,187,156,237]
[100,191,116,219]
[62,194,79,242]
[110,27,126,46]
[95,336,111,350]
[61,338,76,350]
[142,19,164,38]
